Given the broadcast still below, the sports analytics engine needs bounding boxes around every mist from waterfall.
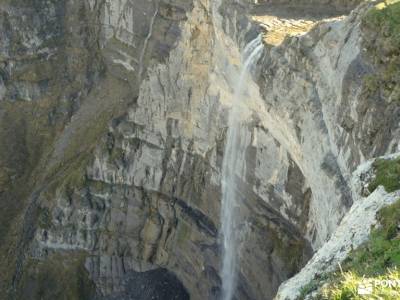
[220,36,264,300]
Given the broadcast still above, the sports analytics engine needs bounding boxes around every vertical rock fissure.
[138,1,159,79]
[220,36,264,300]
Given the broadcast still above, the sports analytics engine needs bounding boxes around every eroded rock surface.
[0,0,399,300]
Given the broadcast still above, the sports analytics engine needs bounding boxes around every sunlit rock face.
[0,0,399,300]
[257,2,400,248]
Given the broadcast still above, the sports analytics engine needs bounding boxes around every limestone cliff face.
[257,1,400,248]
[0,0,399,300]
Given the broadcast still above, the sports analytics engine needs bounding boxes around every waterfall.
[220,36,264,300]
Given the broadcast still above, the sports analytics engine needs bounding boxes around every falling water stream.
[220,36,264,300]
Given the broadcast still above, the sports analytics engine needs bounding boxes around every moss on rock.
[37,206,52,230]
[368,156,400,193]
[364,0,400,46]
[17,252,96,300]
[362,0,400,103]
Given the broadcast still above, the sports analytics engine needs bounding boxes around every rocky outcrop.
[276,152,400,300]
[0,0,399,300]
[257,1,400,248]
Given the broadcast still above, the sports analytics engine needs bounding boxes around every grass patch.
[362,0,400,103]
[368,157,400,193]
[364,0,400,47]
[340,199,400,276]
[302,199,400,299]
[363,74,380,94]
[321,270,400,300]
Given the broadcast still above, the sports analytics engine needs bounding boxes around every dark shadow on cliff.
[95,269,190,300]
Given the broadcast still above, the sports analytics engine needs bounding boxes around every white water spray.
[220,36,264,300]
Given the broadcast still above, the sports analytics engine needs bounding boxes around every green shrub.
[362,0,400,103]
[368,157,400,193]
[364,1,400,47]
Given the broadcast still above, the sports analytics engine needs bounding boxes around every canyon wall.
[0,0,399,299]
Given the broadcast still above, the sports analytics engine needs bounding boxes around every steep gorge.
[0,0,399,300]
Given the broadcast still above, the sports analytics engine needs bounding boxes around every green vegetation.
[249,218,309,279]
[0,99,61,296]
[266,223,309,277]
[368,157,400,193]
[277,237,307,275]
[299,276,324,299]
[364,0,400,47]
[37,206,52,230]
[340,199,400,275]
[17,252,96,300]
[362,0,400,103]
[363,74,380,94]
[300,199,400,299]
[321,270,400,300]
